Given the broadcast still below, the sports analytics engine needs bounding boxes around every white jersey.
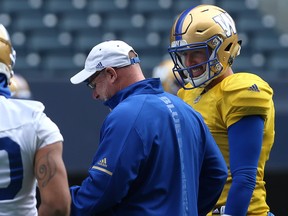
[0,96,63,216]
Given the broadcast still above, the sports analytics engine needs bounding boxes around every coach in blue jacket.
[69,40,228,216]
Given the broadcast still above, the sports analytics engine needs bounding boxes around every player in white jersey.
[0,24,71,215]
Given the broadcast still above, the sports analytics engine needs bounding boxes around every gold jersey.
[178,73,275,215]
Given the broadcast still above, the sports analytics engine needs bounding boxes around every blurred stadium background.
[1,0,287,214]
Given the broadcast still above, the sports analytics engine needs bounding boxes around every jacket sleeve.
[198,122,228,216]
[70,113,145,215]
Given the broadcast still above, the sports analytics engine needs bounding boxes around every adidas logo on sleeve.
[97,157,107,167]
[248,84,260,92]
[92,157,112,176]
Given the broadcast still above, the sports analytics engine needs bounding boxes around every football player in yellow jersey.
[168,4,275,216]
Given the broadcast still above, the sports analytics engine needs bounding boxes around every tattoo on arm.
[35,150,57,187]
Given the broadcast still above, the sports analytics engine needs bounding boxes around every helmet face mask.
[169,4,241,89]
[169,35,224,89]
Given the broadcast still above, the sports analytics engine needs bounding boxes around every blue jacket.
[70,78,227,216]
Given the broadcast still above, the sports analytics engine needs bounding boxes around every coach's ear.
[104,67,118,84]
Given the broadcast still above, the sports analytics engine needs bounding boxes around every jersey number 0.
[0,137,23,200]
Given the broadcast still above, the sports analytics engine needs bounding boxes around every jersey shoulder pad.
[14,99,45,113]
[220,73,273,108]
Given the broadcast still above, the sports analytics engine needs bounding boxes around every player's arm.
[225,115,264,215]
[35,142,71,216]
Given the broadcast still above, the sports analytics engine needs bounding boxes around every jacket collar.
[104,78,163,110]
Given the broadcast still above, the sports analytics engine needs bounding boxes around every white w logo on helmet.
[213,12,237,37]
